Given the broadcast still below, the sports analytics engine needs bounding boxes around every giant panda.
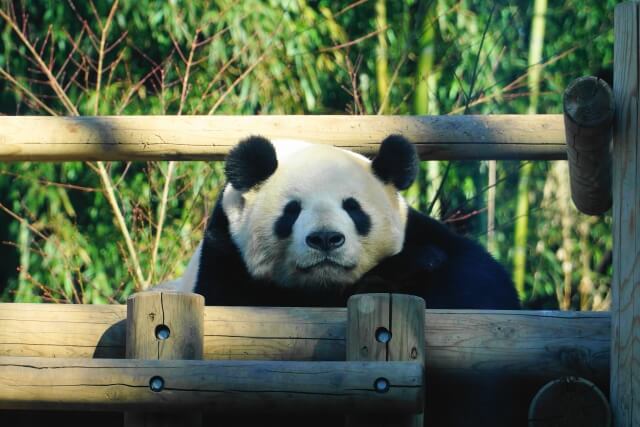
[170,134,519,311]
[162,134,520,426]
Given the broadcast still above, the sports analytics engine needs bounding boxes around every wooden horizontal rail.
[0,303,609,384]
[0,357,422,413]
[0,115,566,161]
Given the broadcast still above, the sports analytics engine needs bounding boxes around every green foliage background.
[0,0,616,309]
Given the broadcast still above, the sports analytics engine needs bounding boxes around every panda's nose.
[306,231,345,251]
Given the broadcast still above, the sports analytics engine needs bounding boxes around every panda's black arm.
[362,208,520,309]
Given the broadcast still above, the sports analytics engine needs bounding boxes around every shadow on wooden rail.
[0,115,567,161]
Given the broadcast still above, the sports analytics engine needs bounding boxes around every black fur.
[274,200,301,239]
[342,197,371,236]
[225,136,277,191]
[371,135,418,190]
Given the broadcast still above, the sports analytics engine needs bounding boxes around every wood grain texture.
[0,357,422,413]
[0,115,566,161]
[125,292,204,426]
[612,3,640,426]
[563,76,614,215]
[0,304,609,383]
[126,291,204,360]
[346,294,425,426]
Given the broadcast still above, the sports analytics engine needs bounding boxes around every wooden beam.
[0,303,609,384]
[0,115,566,161]
[0,357,422,413]
[611,2,640,426]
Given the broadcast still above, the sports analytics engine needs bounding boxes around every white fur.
[223,140,408,289]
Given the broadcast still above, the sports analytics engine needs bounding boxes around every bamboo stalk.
[513,0,548,299]
[375,0,390,113]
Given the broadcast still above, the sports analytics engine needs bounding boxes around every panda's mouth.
[296,259,356,272]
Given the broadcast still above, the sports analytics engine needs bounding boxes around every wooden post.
[563,76,614,215]
[125,291,204,427]
[346,293,425,426]
[612,3,640,426]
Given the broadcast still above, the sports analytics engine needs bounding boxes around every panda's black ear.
[225,136,278,191]
[371,135,418,190]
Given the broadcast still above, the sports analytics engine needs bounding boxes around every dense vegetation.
[0,0,616,309]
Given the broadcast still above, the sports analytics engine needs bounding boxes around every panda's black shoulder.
[365,208,520,310]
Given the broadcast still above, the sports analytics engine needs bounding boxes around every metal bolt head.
[149,376,165,392]
[374,377,390,393]
[375,327,391,343]
[155,324,170,340]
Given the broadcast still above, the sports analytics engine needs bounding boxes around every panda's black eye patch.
[274,200,301,239]
[343,197,371,236]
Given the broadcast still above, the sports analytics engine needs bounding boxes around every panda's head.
[222,135,418,290]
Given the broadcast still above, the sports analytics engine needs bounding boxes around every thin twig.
[95,162,147,287]
[377,54,407,115]
[335,0,369,17]
[0,9,78,114]
[320,27,387,52]
[178,29,200,115]
[0,68,58,115]
[207,50,268,115]
[95,0,119,115]
[149,162,176,284]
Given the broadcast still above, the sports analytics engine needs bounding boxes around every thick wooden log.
[528,376,611,427]
[125,292,204,426]
[563,76,614,215]
[346,294,426,426]
[0,303,609,383]
[612,3,640,426]
[0,115,566,161]
[0,357,422,413]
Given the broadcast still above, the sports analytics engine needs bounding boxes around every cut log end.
[563,76,614,129]
[528,376,611,427]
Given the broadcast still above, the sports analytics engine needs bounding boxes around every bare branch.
[149,162,176,284]
[95,162,147,287]
[0,9,78,115]
[94,0,119,115]
[0,68,58,115]
[319,27,387,52]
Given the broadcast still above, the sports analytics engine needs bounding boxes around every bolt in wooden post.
[563,76,614,215]
[125,291,204,427]
[346,293,425,427]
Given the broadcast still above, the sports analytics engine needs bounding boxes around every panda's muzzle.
[305,230,345,252]
[296,258,356,273]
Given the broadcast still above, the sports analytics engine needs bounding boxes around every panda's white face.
[222,141,409,290]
